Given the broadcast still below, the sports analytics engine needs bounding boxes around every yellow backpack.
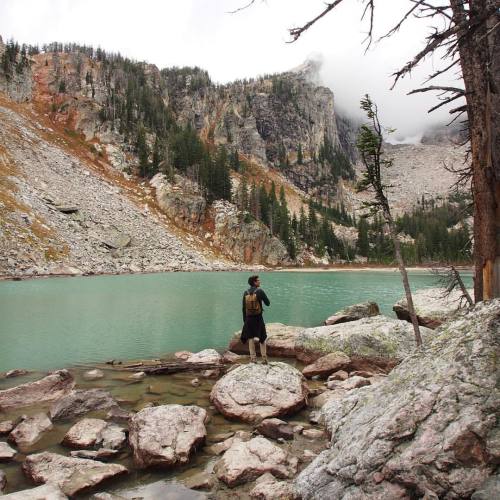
[245,291,262,316]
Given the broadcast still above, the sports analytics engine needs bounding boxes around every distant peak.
[289,56,323,84]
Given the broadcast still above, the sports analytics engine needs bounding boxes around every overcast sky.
[0,0,464,139]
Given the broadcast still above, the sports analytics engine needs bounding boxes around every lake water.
[0,270,472,371]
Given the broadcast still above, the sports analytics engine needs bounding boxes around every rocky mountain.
[0,36,472,276]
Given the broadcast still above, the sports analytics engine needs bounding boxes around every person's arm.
[242,292,246,322]
[257,289,270,307]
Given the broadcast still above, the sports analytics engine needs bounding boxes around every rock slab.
[324,301,379,325]
[295,299,500,499]
[50,389,118,420]
[22,452,127,496]
[215,436,298,487]
[210,362,308,423]
[9,413,53,450]
[128,404,207,468]
[0,370,74,410]
[0,483,68,499]
[302,351,350,379]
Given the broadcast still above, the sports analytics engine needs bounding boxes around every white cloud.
[0,0,465,137]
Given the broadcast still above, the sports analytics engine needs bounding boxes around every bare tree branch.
[226,0,257,15]
[288,0,345,42]
[408,85,465,95]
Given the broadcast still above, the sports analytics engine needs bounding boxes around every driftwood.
[124,361,225,376]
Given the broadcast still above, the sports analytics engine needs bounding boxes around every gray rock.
[70,449,119,461]
[4,369,29,378]
[22,452,127,496]
[0,484,68,499]
[50,389,119,420]
[9,413,53,449]
[182,471,215,491]
[83,369,105,381]
[229,323,303,358]
[325,301,380,325]
[0,370,74,410]
[394,287,473,329]
[186,349,223,365]
[0,420,15,435]
[210,362,308,423]
[295,315,433,365]
[0,441,16,460]
[257,418,294,441]
[129,404,207,468]
[62,418,109,448]
[302,428,325,440]
[250,472,300,499]
[295,299,500,499]
[215,436,298,487]
[471,474,500,499]
[100,228,131,249]
[99,479,207,499]
[327,375,371,391]
[302,352,350,379]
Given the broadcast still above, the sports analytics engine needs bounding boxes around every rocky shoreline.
[0,295,497,499]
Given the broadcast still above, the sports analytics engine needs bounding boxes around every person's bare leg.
[259,341,268,364]
[248,338,257,362]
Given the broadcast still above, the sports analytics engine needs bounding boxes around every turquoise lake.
[0,270,472,371]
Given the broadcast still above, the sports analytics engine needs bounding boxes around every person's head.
[248,275,260,288]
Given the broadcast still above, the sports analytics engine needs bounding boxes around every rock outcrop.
[0,370,74,410]
[215,436,298,487]
[295,299,500,499]
[229,323,304,358]
[324,301,380,325]
[210,362,308,423]
[393,287,473,329]
[128,405,207,468]
[295,316,433,366]
[22,452,127,496]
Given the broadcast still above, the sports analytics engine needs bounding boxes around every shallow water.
[0,270,472,371]
[0,360,325,498]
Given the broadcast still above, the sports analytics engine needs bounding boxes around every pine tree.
[136,124,150,178]
[297,143,303,164]
[356,217,370,257]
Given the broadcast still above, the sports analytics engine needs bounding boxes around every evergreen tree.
[136,125,150,177]
[297,143,303,164]
[356,217,370,257]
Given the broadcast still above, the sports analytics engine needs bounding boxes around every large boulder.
[324,301,380,326]
[210,362,308,423]
[295,299,500,499]
[9,413,53,450]
[128,405,207,468]
[295,315,433,367]
[1,484,67,499]
[215,436,298,487]
[0,370,74,410]
[22,452,127,496]
[393,287,473,329]
[50,389,119,421]
[228,323,304,358]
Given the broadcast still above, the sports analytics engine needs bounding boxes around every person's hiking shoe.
[261,357,269,365]
[250,357,257,363]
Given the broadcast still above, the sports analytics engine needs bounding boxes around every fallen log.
[123,361,225,376]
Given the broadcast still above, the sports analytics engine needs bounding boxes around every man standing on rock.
[241,275,270,363]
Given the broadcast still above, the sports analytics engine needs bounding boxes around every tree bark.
[450,0,500,301]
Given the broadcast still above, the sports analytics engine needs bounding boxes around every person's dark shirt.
[242,286,270,322]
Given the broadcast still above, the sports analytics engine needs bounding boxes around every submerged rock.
[295,299,500,499]
[324,301,379,325]
[9,413,53,450]
[50,389,119,420]
[393,286,473,329]
[22,452,127,496]
[215,436,298,487]
[229,323,304,358]
[96,479,207,499]
[0,441,16,460]
[0,370,74,410]
[128,405,207,468]
[62,418,126,449]
[4,369,29,379]
[302,352,350,379]
[1,483,67,499]
[83,369,105,381]
[210,362,308,423]
[295,316,433,365]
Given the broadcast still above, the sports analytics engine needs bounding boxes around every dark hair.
[248,275,259,287]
